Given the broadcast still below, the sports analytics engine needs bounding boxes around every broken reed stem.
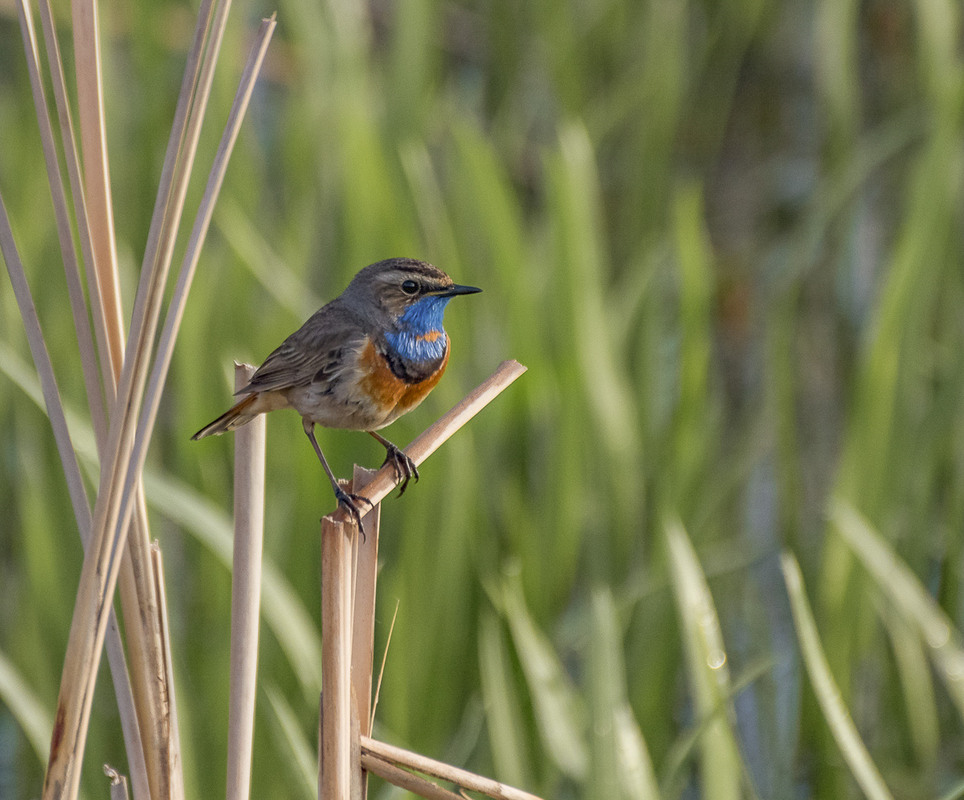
[332,360,527,528]
[360,737,544,800]
[104,766,130,800]
[226,364,266,800]
[320,517,354,800]
[316,361,527,800]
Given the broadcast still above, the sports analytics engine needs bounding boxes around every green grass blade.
[0,648,52,762]
[500,571,587,780]
[781,552,895,800]
[664,518,742,800]
[477,609,532,791]
[881,607,939,769]
[589,588,660,800]
[830,501,964,718]
[265,685,317,800]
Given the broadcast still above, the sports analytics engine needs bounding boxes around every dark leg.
[303,418,371,531]
[368,430,419,496]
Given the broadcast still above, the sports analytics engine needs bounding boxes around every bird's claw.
[334,487,373,540]
[382,443,419,496]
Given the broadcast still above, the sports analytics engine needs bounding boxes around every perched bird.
[192,257,481,527]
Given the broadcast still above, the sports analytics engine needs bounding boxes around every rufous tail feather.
[191,394,261,440]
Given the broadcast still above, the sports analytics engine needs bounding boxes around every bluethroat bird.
[192,257,481,527]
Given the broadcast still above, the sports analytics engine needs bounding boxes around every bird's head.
[348,258,481,327]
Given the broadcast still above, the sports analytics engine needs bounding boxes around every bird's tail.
[191,393,261,440]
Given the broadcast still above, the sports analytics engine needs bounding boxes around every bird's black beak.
[437,283,482,297]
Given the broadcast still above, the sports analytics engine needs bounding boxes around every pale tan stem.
[151,544,185,800]
[349,466,380,799]
[360,754,463,800]
[361,737,544,800]
[320,518,354,799]
[226,364,267,800]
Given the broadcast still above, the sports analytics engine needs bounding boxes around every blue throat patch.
[385,295,452,363]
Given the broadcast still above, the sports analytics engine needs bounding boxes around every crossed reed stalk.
[2,1,532,798]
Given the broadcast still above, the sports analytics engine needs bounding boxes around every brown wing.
[236,301,369,394]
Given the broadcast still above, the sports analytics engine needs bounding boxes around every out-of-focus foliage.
[2,1,964,798]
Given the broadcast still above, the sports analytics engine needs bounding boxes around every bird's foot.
[334,487,373,539]
[382,443,419,496]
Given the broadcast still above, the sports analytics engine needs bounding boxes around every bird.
[192,257,481,528]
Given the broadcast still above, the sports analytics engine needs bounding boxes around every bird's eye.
[401,279,420,295]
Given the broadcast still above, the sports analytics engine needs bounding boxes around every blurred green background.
[3,0,964,798]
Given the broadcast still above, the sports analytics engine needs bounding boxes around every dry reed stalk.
[17,5,158,796]
[349,466,379,734]
[360,737,544,800]
[0,188,157,793]
[226,364,267,800]
[118,505,169,800]
[40,4,264,798]
[350,694,363,800]
[150,544,184,800]
[15,0,107,443]
[30,0,197,791]
[332,360,528,530]
[132,26,274,794]
[35,0,116,399]
[361,755,464,800]
[316,361,526,800]
[0,182,151,800]
[321,517,355,799]
[70,0,124,369]
[349,466,380,799]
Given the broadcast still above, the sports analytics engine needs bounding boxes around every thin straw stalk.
[15,0,107,446]
[151,544,185,800]
[344,464,381,799]
[361,755,464,800]
[226,363,267,800]
[35,0,117,391]
[349,465,380,795]
[70,0,123,369]
[360,737,544,800]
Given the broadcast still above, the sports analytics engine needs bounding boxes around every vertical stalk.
[320,516,355,799]
[226,364,266,800]
[350,466,380,799]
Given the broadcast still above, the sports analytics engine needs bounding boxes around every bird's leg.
[303,418,371,533]
[368,430,419,496]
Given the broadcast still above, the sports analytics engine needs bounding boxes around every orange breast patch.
[357,338,450,424]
